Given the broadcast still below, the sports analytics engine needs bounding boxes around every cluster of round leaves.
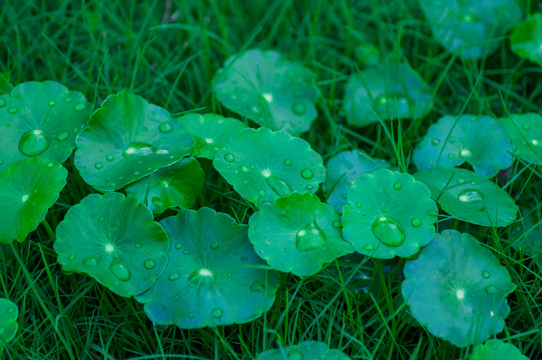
[255,341,350,360]
[0,298,18,354]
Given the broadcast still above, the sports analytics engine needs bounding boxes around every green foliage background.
[0,0,540,358]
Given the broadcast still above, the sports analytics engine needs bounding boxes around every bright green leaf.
[213,49,319,134]
[342,169,437,259]
[469,339,529,360]
[255,341,351,360]
[510,13,542,66]
[0,158,67,244]
[248,193,353,277]
[402,230,516,347]
[0,81,90,171]
[0,298,18,353]
[54,192,169,298]
[414,167,518,227]
[136,207,279,329]
[74,91,194,191]
[498,113,542,165]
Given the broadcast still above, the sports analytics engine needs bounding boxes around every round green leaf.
[414,167,518,227]
[469,339,529,360]
[0,81,90,171]
[498,113,542,165]
[213,127,325,206]
[324,150,391,213]
[343,63,432,127]
[124,157,204,214]
[511,13,542,67]
[342,169,437,259]
[213,49,319,134]
[419,0,522,59]
[178,113,246,159]
[256,341,351,360]
[0,158,67,244]
[74,91,194,191]
[0,298,18,352]
[413,115,512,177]
[402,230,517,347]
[54,192,169,298]
[136,207,278,329]
[248,193,353,277]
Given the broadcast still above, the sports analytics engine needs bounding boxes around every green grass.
[1,0,541,358]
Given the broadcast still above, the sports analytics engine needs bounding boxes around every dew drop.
[0,98,5,107]
[144,259,156,269]
[168,272,181,281]
[224,153,235,162]
[287,349,303,360]
[135,242,142,249]
[371,217,405,247]
[267,176,292,197]
[211,308,223,318]
[175,243,183,249]
[447,153,455,159]
[159,122,173,133]
[258,189,266,197]
[239,165,250,173]
[284,159,292,166]
[95,162,103,169]
[301,168,314,180]
[48,100,56,106]
[393,182,401,190]
[83,257,98,266]
[430,139,440,146]
[123,143,155,156]
[458,189,484,203]
[355,202,362,208]
[295,221,327,252]
[67,255,75,261]
[332,220,342,228]
[481,271,491,279]
[411,217,422,227]
[8,107,17,114]
[65,97,72,103]
[106,154,114,161]
[485,286,497,294]
[449,136,456,143]
[183,250,189,255]
[210,242,219,250]
[98,217,105,222]
[250,280,265,292]
[109,259,131,281]
[56,131,69,141]
[291,102,306,115]
[522,123,530,131]
[19,130,50,157]
[74,102,87,111]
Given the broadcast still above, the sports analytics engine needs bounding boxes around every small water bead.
[48,100,56,106]
[449,136,456,143]
[183,250,189,255]
[250,280,265,292]
[57,132,69,141]
[19,129,50,156]
[485,286,497,294]
[355,202,362,208]
[0,98,6,107]
[144,259,156,269]
[109,259,131,281]
[481,271,491,279]
[371,217,405,247]
[393,182,402,190]
[460,149,471,157]
[295,221,327,252]
[284,159,292,166]
[74,102,86,111]
[286,350,303,360]
[224,153,235,162]
[98,217,105,222]
[8,107,17,114]
[430,139,440,146]
[267,176,292,197]
[239,165,250,173]
[175,243,183,249]
[301,168,314,179]
[168,272,181,281]
[447,153,455,159]
[332,220,342,228]
[95,162,103,169]
[68,255,75,261]
[291,102,306,115]
[461,12,479,23]
[522,123,530,131]
[159,122,173,133]
[106,154,114,161]
[65,97,72,103]
[135,242,142,249]
[83,256,98,267]
[411,217,422,227]
[210,242,219,250]
[458,189,484,203]
[211,308,223,318]
[258,189,266,197]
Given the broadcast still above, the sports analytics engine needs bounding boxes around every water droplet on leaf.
[371,217,405,247]
[168,272,180,281]
[57,132,69,141]
[74,102,86,111]
[458,189,484,203]
[19,130,50,156]
[291,102,306,115]
[109,259,131,281]
[301,168,314,179]
[159,122,173,133]
[267,176,292,197]
[224,153,235,162]
[296,221,327,251]
[211,308,223,318]
[144,259,156,269]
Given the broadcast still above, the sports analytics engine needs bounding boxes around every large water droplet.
[8,107,17,114]
[106,154,114,161]
[19,130,50,157]
[211,308,223,318]
[393,182,401,190]
[123,143,156,156]
[371,217,405,247]
[48,100,56,106]
[74,102,87,111]
[57,132,69,141]
[224,153,235,162]
[83,257,98,266]
[458,189,484,203]
[109,259,131,281]
[291,102,306,115]
[295,221,327,251]
[266,176,292,197]
[431,139,440,146]
[144,259,156,269]
[284,159,292,166]
[301,168,314,179]
[0,98,6,107]
[250,280,265,292]
[411,217,422,227]
[159,122,173,133]
[485,286,497,294]
[168,272,181,281]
